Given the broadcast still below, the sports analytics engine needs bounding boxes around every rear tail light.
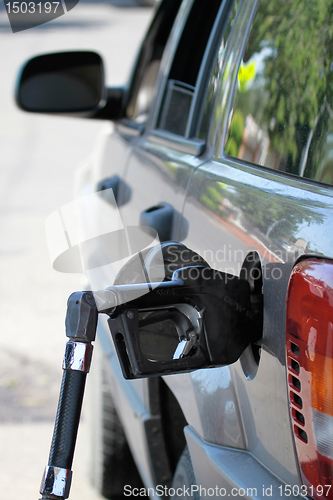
[286,258,333,500]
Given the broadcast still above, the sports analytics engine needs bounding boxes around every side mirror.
[16,51,106,116]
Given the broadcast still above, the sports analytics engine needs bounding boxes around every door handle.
[140,202,174,241]
[140,203,188,242]
[96,175,131,206]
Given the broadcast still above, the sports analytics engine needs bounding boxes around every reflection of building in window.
[226,111,282,170]
[238,114,270,166]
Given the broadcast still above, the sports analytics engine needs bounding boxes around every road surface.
[0,2,153,499]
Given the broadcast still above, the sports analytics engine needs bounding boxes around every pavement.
[0,2,153,499]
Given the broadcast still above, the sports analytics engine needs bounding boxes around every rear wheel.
[170,446,200,500]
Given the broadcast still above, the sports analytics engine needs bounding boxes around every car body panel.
[179,148,333,486]
[175,0,333,484]
[79,0,333,494]
[164,367,245,449]
[185,426,301,500]
[109,133,209,469]
[75,125,130,198]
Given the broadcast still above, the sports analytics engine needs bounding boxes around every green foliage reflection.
[225,0,333,185]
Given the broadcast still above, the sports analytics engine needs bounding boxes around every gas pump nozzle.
[39,243,262,499]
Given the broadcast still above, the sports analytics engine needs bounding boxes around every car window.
[156,0,223,138]
[197,0,240,141]
[126,0,182,124]
[224,0,333,187]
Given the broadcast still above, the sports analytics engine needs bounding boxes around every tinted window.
[224,0,333,186]
[157,0,222,137]
[126,0,182,123]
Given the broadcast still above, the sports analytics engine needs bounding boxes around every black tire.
[170,447,200,500]
[88,344,143,499]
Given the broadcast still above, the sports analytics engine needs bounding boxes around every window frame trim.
[146,0,237,154]
[146,129,205,156]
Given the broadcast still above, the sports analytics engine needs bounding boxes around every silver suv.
[16,0,333,499]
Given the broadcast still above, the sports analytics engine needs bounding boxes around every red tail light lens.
[286,258,333,500]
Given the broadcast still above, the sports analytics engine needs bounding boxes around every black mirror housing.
[16,51,109,117]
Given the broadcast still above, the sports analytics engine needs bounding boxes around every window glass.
[197,0,240,140]
[126,0,182,123]
[224,0,333,186]
[157,0,222,137]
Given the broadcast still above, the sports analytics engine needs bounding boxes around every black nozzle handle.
[48,367,87,470]
[40,340,93,499]
[40,289,97,500]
